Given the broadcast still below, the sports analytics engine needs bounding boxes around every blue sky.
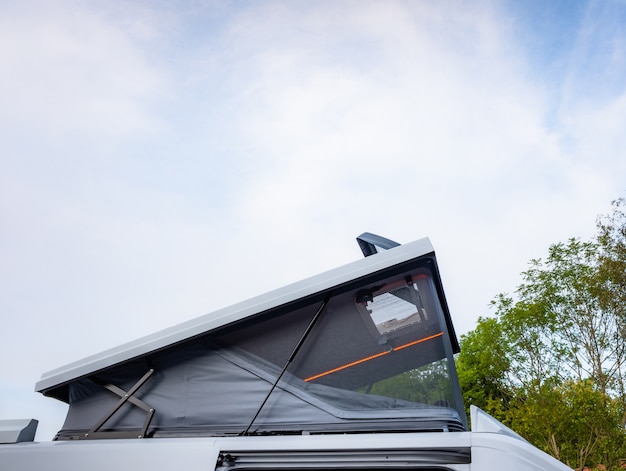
[1,0,626,440]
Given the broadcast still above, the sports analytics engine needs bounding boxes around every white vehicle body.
[0,235,571,470]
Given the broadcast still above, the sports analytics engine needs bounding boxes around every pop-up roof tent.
[36,234,466,440]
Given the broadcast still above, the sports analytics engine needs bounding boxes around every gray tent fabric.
[60,342,461,438]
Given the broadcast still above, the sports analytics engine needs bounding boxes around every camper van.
[0,235,570,470]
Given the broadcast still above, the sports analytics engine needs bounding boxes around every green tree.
[456,198,626,470]
[512,238,615,393]
[596,197,626,418]
[456,315,511,415]
[504,380,624,470]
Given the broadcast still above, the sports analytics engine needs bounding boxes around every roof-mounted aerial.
[356,232,401,257]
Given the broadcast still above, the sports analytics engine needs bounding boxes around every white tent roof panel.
[36,238,435,395]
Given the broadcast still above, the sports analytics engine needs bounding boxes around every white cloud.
[223,2,549,231]
[0,2,166,137]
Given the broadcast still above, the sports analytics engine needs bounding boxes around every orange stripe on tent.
[304,331,444,382]
[392,332,443,351]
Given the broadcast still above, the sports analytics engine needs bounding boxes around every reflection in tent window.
[365,284,428,336]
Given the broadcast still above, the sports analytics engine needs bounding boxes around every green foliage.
[503,380,625,470]
[368,359,453,405]
[596,198,626,408]
[456,198,626,470]
[456,316,511,414]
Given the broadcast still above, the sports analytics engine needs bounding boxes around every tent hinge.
[80,368,156,439]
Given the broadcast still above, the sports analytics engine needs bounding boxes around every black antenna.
[356,232,400,257]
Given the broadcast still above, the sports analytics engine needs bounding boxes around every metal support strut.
[82,368,156,439]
